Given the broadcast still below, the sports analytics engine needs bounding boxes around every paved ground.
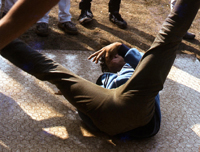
[0,51,200,152]
[0,0,200,152]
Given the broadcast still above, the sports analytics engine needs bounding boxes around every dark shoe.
[58,21,78,35]
[78,10,93,24]
[35,23,49,37]
[183,32,195,39]
[109,13,127,29]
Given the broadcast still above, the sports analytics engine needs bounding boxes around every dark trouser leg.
[116,0,200,122]
[0,39,113,120]
[122,0,200,91]
[108,0,121,13]
[79,0,92,10]
[1,39,118,135]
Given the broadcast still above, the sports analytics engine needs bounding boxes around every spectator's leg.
[79,0,92,10]
[58,0,78,35]
[108,0,121,13]
[58,0,71,22]
[35,11,50,37]
[108,0,127,29]
[78,0,93,24]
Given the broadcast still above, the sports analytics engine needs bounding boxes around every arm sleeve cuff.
[118,44,130,58]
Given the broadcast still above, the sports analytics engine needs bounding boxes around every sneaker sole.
[109,19,127,29]
[79,18,93,25]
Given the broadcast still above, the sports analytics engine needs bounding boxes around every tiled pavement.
[0,50,200,152]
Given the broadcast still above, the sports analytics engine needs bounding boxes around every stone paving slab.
[0,50,200,152]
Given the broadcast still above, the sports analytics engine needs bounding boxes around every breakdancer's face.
[105,54,125,73]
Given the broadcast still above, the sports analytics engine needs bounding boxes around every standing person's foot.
[78,10,93,24]
[35,23,49,37]
[58,21,78,35]
[109,13,127,29]
[183,32,195,40]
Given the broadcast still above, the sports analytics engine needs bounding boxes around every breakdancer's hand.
[88,42,122,64]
